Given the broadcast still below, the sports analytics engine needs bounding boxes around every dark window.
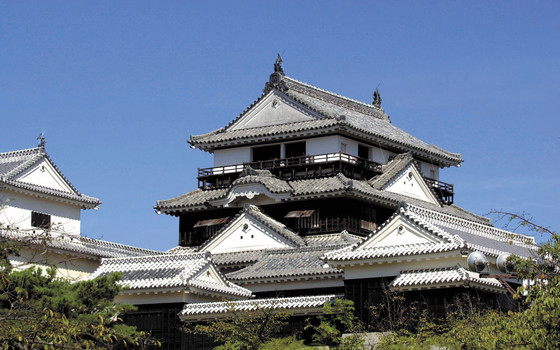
[252,144,281,162]
[31,212,51,229]
[358,144,370,159]
[285,142,306,158]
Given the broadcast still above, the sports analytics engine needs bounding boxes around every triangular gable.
[229,90,323,131]
[200,210,300,254]
[16,158,76,194]
[189,263,249,297]
[358,212,451,249]
[382,162,440,205]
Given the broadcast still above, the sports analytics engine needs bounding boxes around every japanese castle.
[1,57,538,349]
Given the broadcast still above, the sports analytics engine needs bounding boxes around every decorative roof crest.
[37,132,46,148]
[372,88,382,107]
[263,54,288,93]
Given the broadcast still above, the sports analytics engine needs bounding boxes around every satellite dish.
[496,253,514,273]
[467,251,488,272]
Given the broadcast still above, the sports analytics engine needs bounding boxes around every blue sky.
[2,1,558,250]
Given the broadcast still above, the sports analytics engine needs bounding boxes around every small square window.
[31,212,51,229]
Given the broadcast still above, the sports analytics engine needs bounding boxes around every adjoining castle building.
[0,140,159,280]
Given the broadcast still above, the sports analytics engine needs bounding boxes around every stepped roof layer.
[0,228,161,259]
[324,204,538,262]
[226,246,342,283]
[389,265,505,293]
[189,70,463,167]
[89,252,253,298]
[0,145,100,208]
[156,171,490,225]
[179,294,342,321]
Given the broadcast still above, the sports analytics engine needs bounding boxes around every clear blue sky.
[2,1,558,250]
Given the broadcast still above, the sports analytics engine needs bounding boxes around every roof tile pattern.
[404,204,538,258]
[199,204,305,251]
[0,229,160,259]
[227,247,342,282]
[0,146,100,207]
[324,242,460,261]
[190,74,462,166]
[179,294,342,321]
[88,253,252,298]
[389,265,504,292]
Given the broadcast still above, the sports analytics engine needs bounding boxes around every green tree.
[377,213,560,350]
[191,302,291,350]
[305,298,364,348]
[0,213,160,349]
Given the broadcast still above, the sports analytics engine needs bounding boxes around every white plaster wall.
[242,278,344,293]
[9,248,99,280]
[214,147,252,167]
[18,160,73,193]
[419,161,439,180]
[384,169,433,202]
[306,135,343,155]
[343,255,465,280]
[0,191,81,235]
[115,290,221,305]
[205,215,293,253]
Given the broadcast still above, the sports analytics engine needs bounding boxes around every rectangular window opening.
[358,144,370,160]
[252,144,281,162]
[31,212,51,229]
[285,142,306,158]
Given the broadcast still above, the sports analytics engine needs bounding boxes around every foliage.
[0,219,160,349]
[376,213,560,350]
[258,336,312,350]
[305,298,363,347]
[192,302,291,350]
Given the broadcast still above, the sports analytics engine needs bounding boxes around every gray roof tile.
[190,74,462,166]
[0,146,100,207]
[226,247,342,282]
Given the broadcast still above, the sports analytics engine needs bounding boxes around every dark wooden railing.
[308,217,361,235]
[424,177,454,204]
[198,153,382,189]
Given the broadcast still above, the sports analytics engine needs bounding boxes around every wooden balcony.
[306,217,376,235]
[198,153,382,190]
[424,177,454,205]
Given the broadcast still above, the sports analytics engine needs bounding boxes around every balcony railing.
[424,177,454,204]
[198,152,382,190]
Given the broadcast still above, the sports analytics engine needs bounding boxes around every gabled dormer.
[0,141,100,235]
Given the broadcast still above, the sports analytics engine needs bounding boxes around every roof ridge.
[100,252,210,266]
[283,76,386,117]
[0,146,44,159]
[405,203,536,245]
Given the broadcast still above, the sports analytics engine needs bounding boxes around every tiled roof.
[0,146,100,208]
[304,231,362,247]
[189,73,463,166]
[369,153,416,190]
[324,242,461,261]
[404,204,538,258]
[179,294,343,321]
[389,265,505,293]
[231,167,292,193]
[156,188,228,212]
[155,174,491,225]
[0,228,161,259]
[227,247,342,282]
[88,252,253,298]
[211,250,264,266]
[324,204,537,264]
[198,204,305,251]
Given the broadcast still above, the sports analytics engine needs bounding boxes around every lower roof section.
[179,294,343,322]
[389,265,505,294]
